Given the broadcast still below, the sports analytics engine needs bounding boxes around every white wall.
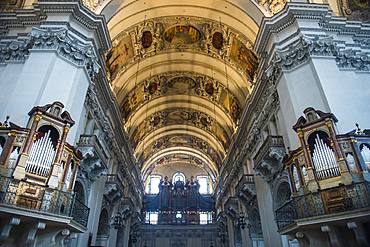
[0,51,90,144]
[276,62,331,149]
[312,57,370,133]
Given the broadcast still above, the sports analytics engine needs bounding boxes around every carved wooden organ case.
[281,107,370,215]
[0,102,82,211]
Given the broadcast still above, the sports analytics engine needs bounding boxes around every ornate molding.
[78,146,108,182]
[257,0,287,16]
[108,16,257,82]
[0,39,32,63]
[120,71,241,124]
[84,85,142,207]
[82,0,103,12]
[0,27,101,78]
[335,49,370,71]
[31,28,101,77]
[272,36,370,72]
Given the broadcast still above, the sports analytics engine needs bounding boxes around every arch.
[307,130,331,154]
[97,209,110,237]
[36,125,60,148]
[98,0,267,181]
[360,143,370,171]
[173,172,186,183]
[291,164,302,191]
[74,180,87,205]
[273,181,291,210]
[101,0,265,42]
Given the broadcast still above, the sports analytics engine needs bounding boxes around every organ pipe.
[25,130,56,177]
[312,134,340,180]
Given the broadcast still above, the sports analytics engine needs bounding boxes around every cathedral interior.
[0,0,370,246]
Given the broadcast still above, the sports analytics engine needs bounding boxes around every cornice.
[255,3,330,56]
[0,7,45,27]
[36,0,111,51]
[255,3,370,57]
[88,72,145,193]
[0,1,111,52]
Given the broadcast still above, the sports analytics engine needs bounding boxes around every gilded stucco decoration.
[141,134,222,169]
[120,72,241,124]
[107,16,258,82]
[0,0,24,12]
[82,0,103,12]
[341,0,370,21]
[144,153,216,179]
[107,16,259,176]
[257,0,287,15]
[130,108,230,151]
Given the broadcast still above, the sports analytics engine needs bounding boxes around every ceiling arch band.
[98,0,264,179]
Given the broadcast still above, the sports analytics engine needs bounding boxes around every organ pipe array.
[312,134,340,180]
[25,130,56,177]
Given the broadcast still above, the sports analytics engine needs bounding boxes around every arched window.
[173,172,185,183]
[197,175,212,194]
[146,175,161,194]
[291,165,301,191]
[63,160,74,191]
[301,166,309,184]
[360,143,370,171]
[346,153,358,173]
[0,136,6,156]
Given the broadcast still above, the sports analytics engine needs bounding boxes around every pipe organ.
[311,134,340,180]
[275,108,370,233]
[0,102,82,213]
[284,107,352,193]
[25,130,56,177]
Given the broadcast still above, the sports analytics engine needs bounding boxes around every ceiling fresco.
[107,16,258,83]
[143,153,217,181]
[119,72,241,125]
[106,15,259,180]
[130,108,230,151]
[140,135,221,178]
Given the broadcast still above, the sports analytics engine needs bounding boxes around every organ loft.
[0,0,370,247]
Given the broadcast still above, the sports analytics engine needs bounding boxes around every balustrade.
[275,182,370,230]
[0,175,89,227]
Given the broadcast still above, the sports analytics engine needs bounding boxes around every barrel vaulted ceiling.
[92,0,269,181]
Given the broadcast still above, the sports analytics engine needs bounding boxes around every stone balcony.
[77,135,108,182]
[235,174,256,205]
[275,181,370,233]
[253,135,285,182]
[104,173,124,204]
[0,175,90,237]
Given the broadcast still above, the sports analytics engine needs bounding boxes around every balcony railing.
[254,135,285,165]
[236,174,254,187]
[106,173,124,187]
[275,182,370,230]
[78,134,109,164]
[144,211,214,225]
[0,176,89,227]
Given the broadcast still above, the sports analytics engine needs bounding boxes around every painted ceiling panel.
[104,8,259,178]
